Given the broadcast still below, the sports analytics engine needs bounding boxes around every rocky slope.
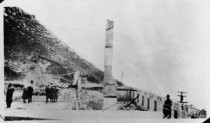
[4,7,123,87]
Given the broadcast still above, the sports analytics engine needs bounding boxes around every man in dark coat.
[49,84,54,102]
[53,86,58,102]
[6,83,15,108]
[163,94,172,119]
[22,87,28,103]
[45,85,50,103]
[51,86,57,102]
[27,80,34,103]
[27,85,34,103]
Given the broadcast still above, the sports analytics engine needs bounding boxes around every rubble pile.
[58,89,77,102]
[79,90,103,110]
[59,89,103,110]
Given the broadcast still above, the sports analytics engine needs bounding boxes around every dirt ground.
[2,97,206,123]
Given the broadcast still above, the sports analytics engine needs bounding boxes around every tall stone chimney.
[103,19,116,96]
[102,20,117,109]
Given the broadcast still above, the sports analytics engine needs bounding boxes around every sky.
[1,0,210,110]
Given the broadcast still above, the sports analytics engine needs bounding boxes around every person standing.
[27,83,34,103]
[6,83,15,108]
[45,85,50,103]
[163,94,172,119]
[22,87,28,103]
[51,86,57,102]
[49,83,54,102]
[53,86,58,102]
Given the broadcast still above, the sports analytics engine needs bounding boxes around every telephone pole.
[121,71,124,83]
[178,91,188,103]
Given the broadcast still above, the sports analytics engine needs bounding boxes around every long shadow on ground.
[4,116,58,121]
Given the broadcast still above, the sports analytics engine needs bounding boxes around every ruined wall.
[60,89,103,110]
[133,90,164,111]
[129,89,204,118]
[116,90,131,101]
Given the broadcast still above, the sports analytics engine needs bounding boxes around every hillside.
[4,7,123,87]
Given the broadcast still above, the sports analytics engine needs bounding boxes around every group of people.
[45,84,58,103]
[5,80,34,108]
[6,81,59,108]
[22,84,34,103]
[6,79,171,119]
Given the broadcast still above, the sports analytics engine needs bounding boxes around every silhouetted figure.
[53,86,58,102]
[49,84,54,102]
[45,85,50,103]
[6,83,15,108]
[163,94,172,119]
[22,87,28,103]
[51,86,55,102]
[27,80,34,103]
[50,86,58,102]
[27,86,34,103]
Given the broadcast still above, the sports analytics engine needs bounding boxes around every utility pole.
[178,91,188,103]
[121,71,124,83]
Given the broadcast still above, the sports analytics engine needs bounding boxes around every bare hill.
[4,7,123,86]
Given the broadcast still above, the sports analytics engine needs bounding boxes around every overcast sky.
[3,0,210,109]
